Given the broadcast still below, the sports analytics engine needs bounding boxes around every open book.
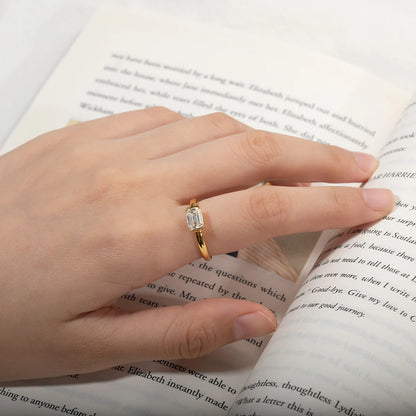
[1,6,415,415]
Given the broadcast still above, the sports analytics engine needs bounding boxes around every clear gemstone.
[186,206,204,230]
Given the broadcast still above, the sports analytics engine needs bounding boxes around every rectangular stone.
[186,206,204,230]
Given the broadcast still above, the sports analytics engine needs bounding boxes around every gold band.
[194,229,211,261]
[186,199,212,261]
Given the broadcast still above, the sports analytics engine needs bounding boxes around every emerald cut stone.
[186,206,204,231]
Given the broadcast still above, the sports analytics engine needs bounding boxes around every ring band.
[186,199,212,261]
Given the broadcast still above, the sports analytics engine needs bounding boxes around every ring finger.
[176,185,394,262]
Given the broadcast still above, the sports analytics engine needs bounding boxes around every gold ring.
[185,199,212,261]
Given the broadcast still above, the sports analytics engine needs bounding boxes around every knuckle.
[205,112,236,131]
[163,316,217,360]
[330,187,353,212]
[245,187,291,231]
[327,145,349,172]
[238,130,281,168]
[181,320,217,359]
[149,106,181,121]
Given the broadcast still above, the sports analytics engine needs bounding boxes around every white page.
[0,5,411,416]
[230,98,416,415]
[2,6,408,156]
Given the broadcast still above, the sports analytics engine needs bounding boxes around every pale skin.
[0,107,394,381]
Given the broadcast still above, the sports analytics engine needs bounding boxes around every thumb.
[74,298,277,372]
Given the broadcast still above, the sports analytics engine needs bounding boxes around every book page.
[3,6,408,156]
[0,5,411,415]
[230,98,416,415]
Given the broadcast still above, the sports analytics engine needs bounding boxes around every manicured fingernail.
[234,311,277,340]
[363,188,395,211]
[353,152,379,174]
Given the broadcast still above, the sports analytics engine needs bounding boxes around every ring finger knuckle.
[245,187,291,231]
[330,187,353,213]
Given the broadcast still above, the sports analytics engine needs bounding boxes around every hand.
[0,108,393,381]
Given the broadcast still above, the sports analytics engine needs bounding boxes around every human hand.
[0,108,393,381]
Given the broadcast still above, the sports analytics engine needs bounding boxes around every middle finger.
[157,130,378,202]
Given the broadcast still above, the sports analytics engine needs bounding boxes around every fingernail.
[234,311,277,340]
[353,152,379,174]
[363,188,395,211]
